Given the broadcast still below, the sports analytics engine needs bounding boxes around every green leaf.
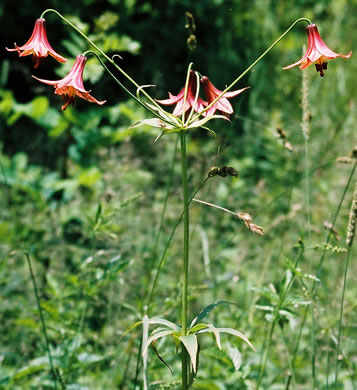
[190,301,233,328]
[198,326,255,351]
[77,353,104,364]
[207,324,222,350]
[186,114,227,129]
[142,329,175,355]
[226,342,242,371]
[30,96,49,119]
[129,118,172,129]
[201,126,217,138]
[145,318,180,331]
[189,323,209,334]
[14,318,38,329]
[179,334,199,372]
[151,339,173,375]
[144,103,182,126]
[120,317,179,343]
[14,357,49,379]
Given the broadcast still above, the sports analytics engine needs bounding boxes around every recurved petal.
[76,90,107,105]
[223,86,250,98]
[32,74,61,86]
[156,89,185,105]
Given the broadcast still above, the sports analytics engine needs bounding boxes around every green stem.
[145,136,178,312]
[191,17,311,122]
[180,130,189,390]
[25,253,58,390]
[146,176,209,312]
[334,247,351,388]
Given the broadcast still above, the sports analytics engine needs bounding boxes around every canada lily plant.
[6,9,352,390]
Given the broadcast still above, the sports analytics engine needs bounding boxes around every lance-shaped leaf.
[179,335,199,373]
[142,329,176,356]
[145,103,182,126]
[120,317,179,342]
[142,315,149,390]
[152,339,173,375]
[129,118,176,130]
[186,114,227,129]
[207,324,222,350]
[190,301,233,328]
[201,126,217,138]
[226,342,242,371]
[197,326,255,351]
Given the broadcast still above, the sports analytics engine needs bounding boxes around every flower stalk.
[180,130,190,389]
[40,9,166,118]
[191,17,312,122]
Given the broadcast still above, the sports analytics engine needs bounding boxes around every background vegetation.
[1,0,356,388]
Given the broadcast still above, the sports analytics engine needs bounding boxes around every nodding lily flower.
[283,24,352,77]
[32,55,106,110]
[6,18,67,69]
[200,76,249,117]
[156,70,207,117]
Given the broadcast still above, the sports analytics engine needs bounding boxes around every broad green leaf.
[30,96,49,119]
[14,318,38,329]
[77,167,102,187]
[77,353,104,364]
[14,356,49,379]
[179,334,199,372]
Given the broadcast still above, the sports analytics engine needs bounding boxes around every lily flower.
[156,70,206,116]
[6,18,67,69]
[200,76,249,117]
[32,55,106,110]
[283,24,352,77]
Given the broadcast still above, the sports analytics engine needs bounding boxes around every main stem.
[180,130,189,389]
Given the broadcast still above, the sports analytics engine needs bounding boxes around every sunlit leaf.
[197,326,255,351]
[142,329,175,355]
[179,334,199,372]
[186,114,227,129]
[226,342,242,371]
